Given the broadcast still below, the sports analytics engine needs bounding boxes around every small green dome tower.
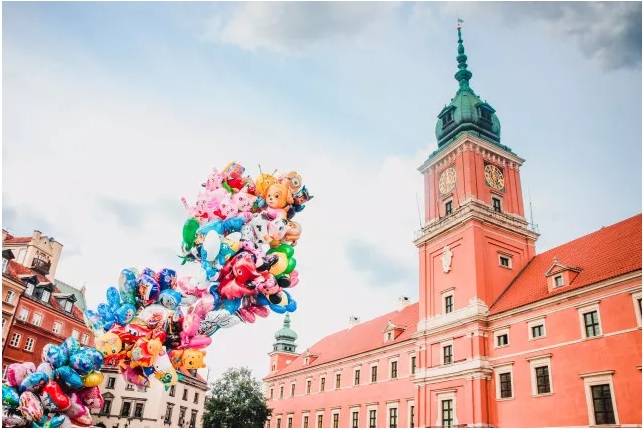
[434,23,505,150]
[273,313,298,353]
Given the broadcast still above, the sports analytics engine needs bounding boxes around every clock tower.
[412,24,539,427]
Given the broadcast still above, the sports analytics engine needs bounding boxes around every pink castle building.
[264,26,642,428]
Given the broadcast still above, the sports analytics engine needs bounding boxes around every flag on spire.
[457,18,464,23]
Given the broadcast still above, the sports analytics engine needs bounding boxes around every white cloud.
[202,2,401,55]
[2,43,427,381]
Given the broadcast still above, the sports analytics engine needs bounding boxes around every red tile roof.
[269,303,419,378]
[490,214,642,315]
[3,260,85,321]
[3,234,32,244]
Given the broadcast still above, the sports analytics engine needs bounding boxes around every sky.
[2,1,642,385]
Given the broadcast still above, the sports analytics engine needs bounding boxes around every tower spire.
[455,20,473,91]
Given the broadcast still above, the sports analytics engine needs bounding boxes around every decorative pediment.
[544,257,581,277]
[383,320,406,341]
[302,349,319,366]
[545,257,582,292]
[19,274,38,284]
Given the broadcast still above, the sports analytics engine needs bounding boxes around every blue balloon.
[62,337,81,357]
[221,298,241,314]
[106,286,121,308]
[18,371,49,394]
[69,352,96,376]
[158,289,182,310]
[42,344,69,368]
[53,366,83,390]
[2,383,20,407]
[114,303,136,325]
[43,413,66,428]
[157,268,177,291]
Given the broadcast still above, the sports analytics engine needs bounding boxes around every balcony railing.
[31,257,51,275]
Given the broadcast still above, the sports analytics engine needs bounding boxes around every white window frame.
[334,371,342,390]
[580,370,619,426]
[578,303,602,339]
[366,405,378,428]
[527,317,547,340]
[492,362,515,400]
[306,378,312,394]
[353,366,361,386]
[440,340,454,366]
[25,283,34,296]
[64,300,73,312]
[389,358,398,379]
[385,331,393,341]
[5,290,16,305]
[386,402,399,429]
[331,409,340,428]
[493,328,510,348]
[435,391,458,427]
[316,411,324,428]
[491,195,503,213]
[290,382,296,397]
[444,198,454,216]
[498,252,512,269]
[301,413,310,428]
[407,401,415,428]
[350,407,360,428]
[31,313,43,327]
[319,376,326,392]
[41,290,51,303]
[2,364,8,381]
[441,288,455,315]
[9,332,22,348]
[52,321,63,335]
[528,354,554,396]
[2,258,7,273]
[370,363,378,383]
[553,275,564,288]
[287,414,294,429]
[71,329,80,340]
[17,249,26,264]
[24,337,35,352]
[631,291,642,327]
[81,333,89,345]
[18,308,29,321]
[409,354,417,376]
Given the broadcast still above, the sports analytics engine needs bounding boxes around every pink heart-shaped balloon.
[40,380,71,412]
[19,391,44,422]
[78,386,104,409]
[6,362,36,388]
[64,393,87,419]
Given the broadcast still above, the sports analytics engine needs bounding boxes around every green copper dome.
[273,313,298,353]
[435,25,502,149]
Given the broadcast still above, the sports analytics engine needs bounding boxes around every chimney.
[348,316,360,328]
[398,295,410,311]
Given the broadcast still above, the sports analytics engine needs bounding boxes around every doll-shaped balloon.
[280,220,302,247]
[237,295,270,323]
[138,274,161,307]
[157,289,182,310]
[202,167,225,191]
[222,162,247,191]
[218,252,262,300]
[179,311,212,349]
[118,267,139,306]
[232,186,257,219]
[119,362,150,388]
[129,338,163,368]
[255,170,278,205]
[153,348,178,387]
[170,348,207,370]
[257,289,297,314]
[267,244,297,288]
[287,185,314,219]
[278,171,304,196]
[263,183,293,219]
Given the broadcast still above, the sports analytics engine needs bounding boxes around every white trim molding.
[349,406,360,428]
[493,328,510,349]
[527,354,554,396]
[366,404,378,428]
[631,291,642,327]
[580,370,619,426]
[577,303,603,339]
[315,410,324,428]
[440,340,454,366]
[407,401,415,428]
[493,363,515,401]
[527,317,547,340]
[301,412,310,428]
[435,390,458,427]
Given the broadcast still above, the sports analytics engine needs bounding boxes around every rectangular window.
[444,295,453,313]
[277,418,281,428]
[389,407,398,428]
[24,337,35,352]
[32,313,43,327]
[269,388,273,399]
[445,201,453,216]
[443,111,453,126]
[369,410,377,428]
[410,405,415,428]
[134,402,144,418]
[352,411,359,428]
[443,345,453,365]
[1,258,7,273]
[291,383,296,397]
[303,416,309,428]
[101,398,112,415]
[335,373,341,389]
[5,290,16,305]
[531,325,544,338]
[64,301,73,313]
[371,365,378,383]
[106,377,116,389]
[279,386,284,399]
[121,401,131,417]
[320,378,325,392]
[390,361,398,379]
[2,318,5,328]
[387,332,392,341]
[499,256,511,268]
[317,414,323,428]
[125,384,134,391]
[441,400,453,428]
[81,334,89,345]
[9,332,21,348]
[41,290,51,303]
[18,308,29,321]
[333,413,339,428]
[169,385,176,397]
[183,388,189,401]
[535,366,551,394]
[411,356,417,375]
[288,416,293,428]
[190,410,198,427]
[584,311,601,337]
[164,404,173,424]
[492,197,502,213]
[591,384,616,425]
[499,373,512,398]
[25,283,34,296]
[554,275,563,287]
[194,392,199,404]
[52,321,63,335]
[354,369,360,385]
[71,329,79,339]
[306,380,311,394]
[497,334,508,347]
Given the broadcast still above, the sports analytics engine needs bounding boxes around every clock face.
[439,167,457,195]
[484,164,505,191]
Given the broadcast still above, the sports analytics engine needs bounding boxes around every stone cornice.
[413,358,492,385]
[414,198,539,247]
[413,297,489,338]
[418,134,525,175]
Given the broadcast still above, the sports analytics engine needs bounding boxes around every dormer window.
[480,108,492,122]
[34,283,54,304]
[545,257,581,292]
[2,258,7,274]
[438,106,456,130]
[554,275,563,287]
[64,301,73,312]
[41,290,51,303]
[25,283,34,296]
[442,111,453,127]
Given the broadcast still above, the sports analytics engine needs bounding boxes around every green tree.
[202,367,272,428]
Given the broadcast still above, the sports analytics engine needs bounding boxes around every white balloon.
[202,231,221,262]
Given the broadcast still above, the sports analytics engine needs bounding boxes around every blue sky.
[3,2,641,382]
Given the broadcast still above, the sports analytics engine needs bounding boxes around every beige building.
[92,366,209,428]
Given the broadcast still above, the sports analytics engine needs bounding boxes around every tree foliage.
[202,367,272,428]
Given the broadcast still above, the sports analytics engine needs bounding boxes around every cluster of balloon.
[2,337,104,428]
[80,162,313,392]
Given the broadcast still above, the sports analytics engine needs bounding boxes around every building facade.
[264,26,642,428]
[92,366,208,428]
[2,229,93,376]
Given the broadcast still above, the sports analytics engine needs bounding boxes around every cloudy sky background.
[3,2,641,383]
